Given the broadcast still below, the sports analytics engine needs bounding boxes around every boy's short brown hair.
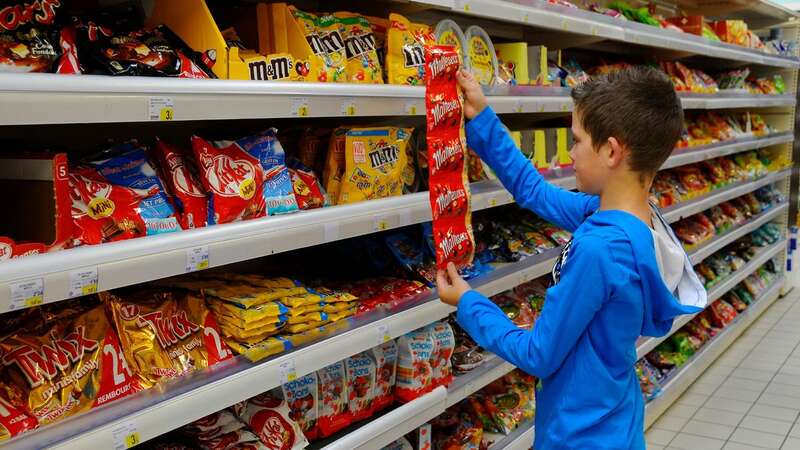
[570,66,684,175]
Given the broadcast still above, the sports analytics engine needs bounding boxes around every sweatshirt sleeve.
[466,106,600,232]
[456,236,613,379]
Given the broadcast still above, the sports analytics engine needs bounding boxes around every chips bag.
[386,14,434,85]
[338,127,412,205]
[104,290,233,388]
[235,390,309,450]
[317,361,351,437]
[370,340,398,412]
[345,352,376,421]
[335,12,383,83]
[152,139,209,229]
[395,329,434,403]
[191,135,265,224]
[425,45,475,270]
[282,373,319,441]
[0,304,142,425]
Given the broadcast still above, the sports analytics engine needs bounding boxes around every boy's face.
[570,110,609,195]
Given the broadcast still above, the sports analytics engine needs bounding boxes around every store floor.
[646,290,800,450]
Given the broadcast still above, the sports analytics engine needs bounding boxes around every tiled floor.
[646,290,800,450]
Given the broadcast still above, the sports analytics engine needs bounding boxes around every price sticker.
[112,422,140,450]
[561,20,568,30]
[68,267,99,298]
[538,104,546,113]
[341,99,357,116]
[522,13,529,22]
[463,3,471,12]
[591,26,599,36]
[324,222,340,243]
[488,197,498,207]
[185,246,210,273]
[9,278,43,311]
[405,101,419,116]
[279,359,297,384]
[377,324,391,344]
[292,98,310,117]
[561,103,569,112]
[515,101,524,113]
[148,97,174,121]
[374,216,391,232]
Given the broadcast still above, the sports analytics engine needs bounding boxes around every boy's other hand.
[457,68,488,120]
[436,262,472,306]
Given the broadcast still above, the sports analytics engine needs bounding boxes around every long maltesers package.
[424,45,475,270]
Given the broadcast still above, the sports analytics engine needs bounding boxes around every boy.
[436,66,707,449]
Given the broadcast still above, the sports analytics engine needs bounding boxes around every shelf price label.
[292,98,310,117]
[112,422,140,450]
[373,216,392,232]
[148,97,174,121]
[487,197,498,207]
[9,278,43,311]
[68,267,99,298]
[185,246,210,273]
[279,359,297,384]
[404,101,419,115]
[377,324,391,344]
[341,99,357,116]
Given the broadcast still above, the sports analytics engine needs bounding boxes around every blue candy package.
[86,145,181,235]
[234,129,300,216]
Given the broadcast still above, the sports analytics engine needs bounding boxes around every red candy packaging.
[316,361,351,437]
[281,373,318,441]
[395,329,434,403]
[0,392,37,442]
[425,45,475,270]
[152,139,209,229]
[234,390,309,450]
[427,321,455,388]
[346,352,376,422]
[370,340,398,412]
[191,135,266,224]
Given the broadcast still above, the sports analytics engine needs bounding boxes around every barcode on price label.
[148,97,174,121]
[186,246,210,273]
[68,267,99,298]
[9,278,43,311]
[112,422,140,450]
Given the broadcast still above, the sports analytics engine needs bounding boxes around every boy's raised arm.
[455,236,614,378]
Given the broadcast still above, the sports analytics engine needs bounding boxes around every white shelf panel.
[321,356,516,450]
[662,168,791,223]
[689,202,788,265]
[661,133,794,170]
[636,238,786,359]
[0,73,793,125]
[423,0,800,68]
[644,277,784,428]
[488,419,535,450]
[2,246,560,450]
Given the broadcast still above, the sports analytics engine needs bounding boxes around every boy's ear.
[606,137,628,169]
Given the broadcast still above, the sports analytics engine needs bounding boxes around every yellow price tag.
[25,295,43,308]
[125,432,141,448]
[522,13,529,22]
[378,324,391,344]
[345,104,356,116]
[82,284,98,295]
[591,27,598,36]
[561,104,569,112]
[159,107,174,121]
[377,220,389,231]
[287,372,297,382]
[561,20,568,30]
[463,3,471,12]
[488,198,498,207]
[298,105,309,117]
[197,260,209,270]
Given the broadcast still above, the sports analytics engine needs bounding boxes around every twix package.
[103,290,233,388]
[0,392,37,442]
[424,45,475,270]
[0,304,142,425]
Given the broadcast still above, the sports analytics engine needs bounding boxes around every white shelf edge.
[636,237,786,359]
[4,248,560,450]
[644,277,784,428]
[0,72,794,125]
[661,133,794,170]
[662,168,791,223]
[322,356,516,450]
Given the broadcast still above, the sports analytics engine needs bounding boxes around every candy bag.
[346,352,376,421]
[395,329,434,403]
[289,7,344,82]
[282,373,319,441]
[191,135,265,224]
[0,0,63,73]
[709,300,737,327]
[334,12,383,83]
[427,321,456,388]
[323,128,348,205]
[288,164,327,210]
[338,127,412,205]
[316,361,351,437]
[370,340,399,413]
[235,390,309,450]
[152,139,209,229]
[386,13,433,85]
[0,393,37,442]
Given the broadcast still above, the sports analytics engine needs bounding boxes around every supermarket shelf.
[636,238,786,359]
[661,133,795,170]
[321,356,516,449]
[488,419,535,450]
[418,0,800,69]
[0,177,545,312]
[0,73,792,125]
[689,202,789,265]
[644,276,784,428]
[662,168,791,223]
[3,247,561,450]
[320,386,448,450]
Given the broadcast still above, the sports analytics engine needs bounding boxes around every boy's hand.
[436,262,472,306]
[457,68,488,120]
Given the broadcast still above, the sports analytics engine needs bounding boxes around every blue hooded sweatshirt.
[457,107,707,449]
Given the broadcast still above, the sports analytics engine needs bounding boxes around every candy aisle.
[0,0,798,449]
